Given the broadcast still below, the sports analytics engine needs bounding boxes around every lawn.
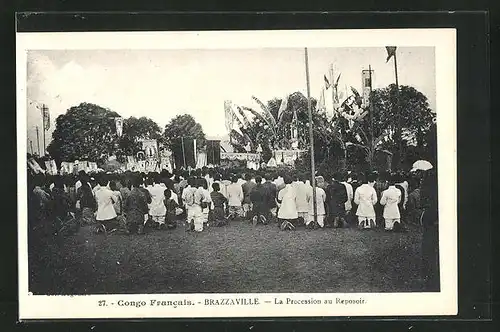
[28,220,427,295]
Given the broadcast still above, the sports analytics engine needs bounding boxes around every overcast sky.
[26,47,435,152]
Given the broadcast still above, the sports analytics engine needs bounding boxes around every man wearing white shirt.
[148,176,167,226]
[293,173,309,224]
[305,180,326,228]
[354,173,378,229]
[380,176,402,231]
[277,175,298,230]
[226,175,244,220]
[94,176,118,233]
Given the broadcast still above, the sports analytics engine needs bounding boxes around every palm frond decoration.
[236,106,252,129]
[241,106,277,137]
[229,129,246,145]
[251,95,277,128]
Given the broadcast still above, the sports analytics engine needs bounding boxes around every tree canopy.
[47,102,121,164]
[162,114,206,150]
[117,116,162,158]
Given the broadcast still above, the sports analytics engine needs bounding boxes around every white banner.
[221,152,260,162]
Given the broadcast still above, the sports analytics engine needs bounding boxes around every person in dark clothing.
[262,173,278,223]
[163,189,179,229]
[76,175,96,225]
[124,176,149,234]
[420,169,439,291]
[242,173,256,220]
[51,176,76,234]
[51,176,72,219]
[210,182,228,226]
[374,171,390,229]
[325,172,348,228]
[250,176,268,225]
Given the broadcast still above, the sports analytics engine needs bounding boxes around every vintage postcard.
[17,28,457,319]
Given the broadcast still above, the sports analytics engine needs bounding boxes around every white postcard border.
[17,28,457,319]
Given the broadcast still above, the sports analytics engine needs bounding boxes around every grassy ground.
[28,220,427,295]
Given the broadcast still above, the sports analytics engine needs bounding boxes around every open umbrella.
[411,160,433,172]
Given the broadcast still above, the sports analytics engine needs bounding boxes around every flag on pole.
[42,106,50,130]
[385,46,397,62]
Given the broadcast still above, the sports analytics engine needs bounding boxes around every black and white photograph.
[17,29,457,319]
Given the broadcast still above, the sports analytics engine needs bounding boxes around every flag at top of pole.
[385,46,397,63]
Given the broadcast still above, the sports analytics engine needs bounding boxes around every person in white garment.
[380,174,402,231]
[147,174,167,228]
[277,175,298,230]
[196,178,212,228]
[354,172,378,229]
[293,172,309,224]
[226,175,244,220]
[94,176,118,233]
[341,172,354,221]
[305,177,327,228]
[181,177,199,231]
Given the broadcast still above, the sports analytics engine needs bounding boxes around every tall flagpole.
[29,140,34,155]
[369,64,374,170]
[41,104,47,156]
[393,52,402,169]
[181,136,187,169]
[305,48,317,225]
[36,126,41,156]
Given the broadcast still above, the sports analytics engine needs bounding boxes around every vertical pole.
[330,64,335,114]
[181,136,187,169]
[36,126,40,156]
[305,48,318,225]
[30,140,34,155]
[41,104,47,156]
[369,65,374,170]
[393,52,401,169]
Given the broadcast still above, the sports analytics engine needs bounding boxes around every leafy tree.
[118,116,162,158]
[343,84,435,170]
[234,92,321,151]
[163,114,206,150]
[47,102,120,164]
